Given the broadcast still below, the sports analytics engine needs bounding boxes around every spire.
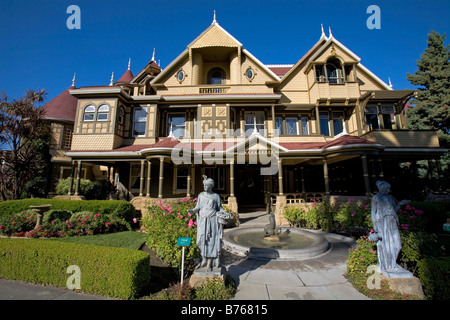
[71,73,76,87]
[212,10,217,24]
[151,48,156,62]
[128,58,131,71]
[388,77,393,89]
[321,24,325,38]
[328,26,333,38]
[109,72,114,86]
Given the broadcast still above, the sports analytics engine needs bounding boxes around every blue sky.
[0,0,448,103]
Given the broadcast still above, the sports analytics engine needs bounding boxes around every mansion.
[43,17,447,219]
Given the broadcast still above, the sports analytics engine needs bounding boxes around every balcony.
[199,87,230,94]
[361,130,441,148]
[309,81,360,103]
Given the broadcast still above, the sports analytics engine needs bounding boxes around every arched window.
[97,104,109,121]
[83,105,95,121]
[207,68,225,85]
[326,58,343,84]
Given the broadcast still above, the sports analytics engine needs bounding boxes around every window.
[381,106,395,129]
[315,65,326,82]
[83,105,95,121]
[167,114,186,138]
[285,117,299,135]
[319,112,330,136]
[97,104,109,121]
[133,107,148,137]
[244,111,265,136]
[275,117,283,135]
[301,117,309,135]
[129,163,144,190]
[246,68,255,81]
[175,166,189,191]
[326,58,343,84]
[118,107,125,125]
[207,68,225,85]
[332,112,344,136]
[204,167,225,191]
[177,70,185,83]
[365,105,379,130]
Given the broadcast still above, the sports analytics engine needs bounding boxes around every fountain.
[223,197,330,259]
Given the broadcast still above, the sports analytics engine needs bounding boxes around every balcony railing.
[199,87,230,94]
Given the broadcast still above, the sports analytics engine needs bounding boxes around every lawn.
[53,230,147,250]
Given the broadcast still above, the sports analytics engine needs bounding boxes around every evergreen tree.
[406,30,450,147]
[406,31,449,193]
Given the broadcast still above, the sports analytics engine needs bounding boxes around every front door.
[235,164,265,205]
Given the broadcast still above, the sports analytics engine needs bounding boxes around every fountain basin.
[223,227,330,260]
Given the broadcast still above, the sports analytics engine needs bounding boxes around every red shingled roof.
[116,69,134,83]
[42,85,78,121]
[267,66,293,78]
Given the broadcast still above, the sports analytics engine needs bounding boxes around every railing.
[270,193,325,204]
[199,87,230,94]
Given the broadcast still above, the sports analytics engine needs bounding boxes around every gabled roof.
[42,85,78,122]
[116,69,134,84]
[151,19,280,85]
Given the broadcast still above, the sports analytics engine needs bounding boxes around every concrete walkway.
[222,210,370,300]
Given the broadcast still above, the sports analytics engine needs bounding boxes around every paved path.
[222,210,370,300]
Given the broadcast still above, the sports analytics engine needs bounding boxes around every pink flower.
[414,209,424,216]
[405,205,411,210]
[193,198,197,202]
[363,205,369,210]
[51,221,54,224]
[348,197,354,203]
[106,222,110,226]
[401,224,409,230]
[133,218,137,223]
[187,219,194,228]
[66,220,70,224]
[68,225,71,229]
[0,225,3,229]
[150,213,154,216]
[351,212,356,217]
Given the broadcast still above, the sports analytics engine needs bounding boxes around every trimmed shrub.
[417,256,450,300]
[0,238,150,299]
[0,199,137,223]
[283,205,306,227]
[194,275,236,300]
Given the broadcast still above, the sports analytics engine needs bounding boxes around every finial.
[109,72,114,86]
[71,73,76,87]
[388,77,393,89]
[321,24,325,38]
[252,115,258,135]
[128,58,131,70]
[328,26,333,38]
[212,10,216,24]
[151,48,155,62]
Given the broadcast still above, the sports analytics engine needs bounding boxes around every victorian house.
[43,17,447,220]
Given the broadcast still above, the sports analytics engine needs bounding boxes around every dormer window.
[97,104,109,121]
[207,68,225,84]
[83,105,95,121]
[326,57,343,84]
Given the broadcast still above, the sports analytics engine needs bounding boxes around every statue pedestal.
[380,267,413,279]
[188,266,226,288]
[381,274,425,299]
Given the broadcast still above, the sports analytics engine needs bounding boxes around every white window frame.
[83,105,96,121]
[132,106,148,137]
[97,104,109,121]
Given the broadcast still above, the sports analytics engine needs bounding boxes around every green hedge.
[0,199,137,222]
[417,256,450,300]
[0,238,150,299]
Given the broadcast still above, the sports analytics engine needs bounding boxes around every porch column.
[158,157,165,199]
[278,157,283,196]
[139,160,145,196]
[323,158,330,195]
[361,155,371,195]
[67,161,76,196]
[300,166,305,194]
[229,161,235,197]
[146,160,151,197]
[369,159,376,193]
[74,161,82,196]
[186,164,192,198]
[315,104,320,134]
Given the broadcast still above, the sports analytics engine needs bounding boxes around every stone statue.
[187,175,231,271]
[264,197,281,241]
[369,180,412,278]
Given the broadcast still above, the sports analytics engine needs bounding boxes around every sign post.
[176,237,192,285]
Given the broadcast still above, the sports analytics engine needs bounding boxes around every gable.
[189,24,241,49]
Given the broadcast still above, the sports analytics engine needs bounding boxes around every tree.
[406,30,450,147]
[0,90,50,200]
[406,31,450,192]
